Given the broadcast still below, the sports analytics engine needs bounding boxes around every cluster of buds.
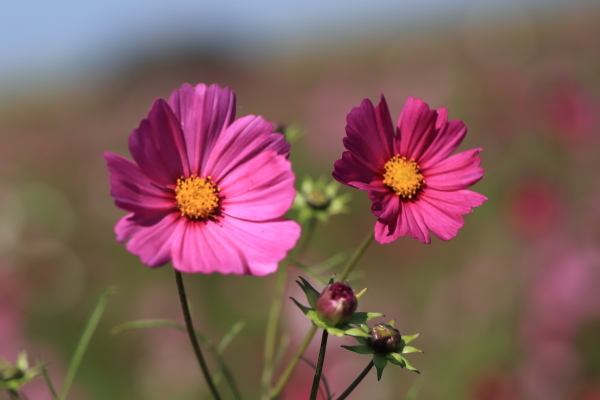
[293,277,422,380]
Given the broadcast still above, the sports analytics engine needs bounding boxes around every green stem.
[309,330,329,400]
[174,271,222,400]
[269,324,317,399]
[339,231,374,281]
[261,218,317,397]
[269,229,375,399]
[335,361,374,400]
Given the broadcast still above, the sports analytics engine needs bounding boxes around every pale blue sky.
[0,0,588,92]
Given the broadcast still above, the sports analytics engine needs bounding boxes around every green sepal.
[341,345,373,355]
[290,297,312,315]
[388,319,395,328]
[355,336,369,346]
[402,346,423,354]
[385,352,406,367]
[326,327,346,337]
[328,276,335,285]
[360,324,370,333]
[355,287,367,299]
[402,357,420,374]
[343,327,370,337]
[373,354,388,381]
[0,351,42,391]
[402,333,420,344]
[348,312,383,325]
[296,277,320,309]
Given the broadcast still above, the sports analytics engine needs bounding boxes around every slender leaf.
[111,319,243,400]
[37,357,57,400]
[58,287,115,400]
[217,320,246,354]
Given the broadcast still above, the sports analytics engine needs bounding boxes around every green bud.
[369,324,401,354]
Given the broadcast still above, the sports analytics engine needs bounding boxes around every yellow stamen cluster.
[174,175,221,220]
[382,155,425,199]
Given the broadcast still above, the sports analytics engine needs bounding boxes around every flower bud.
[316,281,358,325]
[369,324,401,354]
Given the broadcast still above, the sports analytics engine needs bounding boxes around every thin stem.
[339,231,374,281]
[309,330,329,400]
[174,271,222,400]
[335,361,374,400]
[261,218,317,397]
[269,324,318,399]
[269,229,375,399]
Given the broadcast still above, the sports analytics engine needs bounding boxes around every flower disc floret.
[382,156,424,199]
[175,175,221,220]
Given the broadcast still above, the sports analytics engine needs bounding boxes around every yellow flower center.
[174,175,221,220]
[382,155,425,199]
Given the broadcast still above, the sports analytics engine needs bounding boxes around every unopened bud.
[369,324,401,354]
[316,281,358,325]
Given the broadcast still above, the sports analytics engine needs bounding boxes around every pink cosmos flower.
[333,96,486,243]
[105,83,301,275]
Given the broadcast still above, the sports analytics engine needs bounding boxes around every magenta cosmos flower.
[104,83,301,275]
[333,96,487,244]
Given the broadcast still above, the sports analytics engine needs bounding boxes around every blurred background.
[1,0,600,399]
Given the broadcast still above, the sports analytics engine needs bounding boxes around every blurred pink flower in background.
[506,176,566,241]
[105,83,300,275]
[540,78,599,146]
[333,95,486,243]
[519,244,600,400]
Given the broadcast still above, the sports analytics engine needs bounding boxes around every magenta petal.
[333,151,384,191]
[416,199,465,241]
[104,152,175,214]
[423,189,488,216]
[128,99,189,185]
[219,217,301,276]
[220,151,296,221]
[115,212,181,267]
[424,149,484,190]
[170,221,247,274]
[396,97,438,159]
[167,83,236,173]
[343,98,394,173]
[418,118,467,169]
[204,115,289,180]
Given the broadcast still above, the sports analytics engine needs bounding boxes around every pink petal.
[419,117,467,169]
[170,220,247,274]
[167,83,236,173]
[128,99,189,186]
[424,149,484,190]
[342,97,394,174]
[115,212,181,267]
[219,217,301,276]
[219,151,296,221]
[396,97,438,159]
[333,151,380,189]
[416,199,465,241]
[204,115,289,180]
[104,152,176,214]
[422,189,488,216]
[170,217,300,276]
